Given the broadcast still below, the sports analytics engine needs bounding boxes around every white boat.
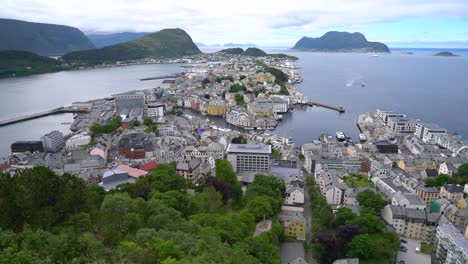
[336,132,346,141]
[346,83,352,87]
[359,133,367,142]
[372,54,379,57]
[276,114,283,121]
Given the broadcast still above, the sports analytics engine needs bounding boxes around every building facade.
[226,144,271,173]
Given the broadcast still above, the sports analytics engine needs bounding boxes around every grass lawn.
[421,242,432,254]
[343,174,374,188]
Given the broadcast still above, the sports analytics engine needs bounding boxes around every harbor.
[0,107,88,127]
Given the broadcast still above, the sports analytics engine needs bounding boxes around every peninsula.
[292,31,390,53]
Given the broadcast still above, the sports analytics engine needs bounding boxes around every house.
[435,222,468,264]
[278,211,306,240]
[414,184,440,204]
[372,177,410,200]
[176,158,202,183]
[284,185,305,205]
[421,168,439,178]
[439,162,456,176]
[392,192,427,209]
[443,204,468,229]
[440,184,464,202]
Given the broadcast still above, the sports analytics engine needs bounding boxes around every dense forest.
[0,160,285,263]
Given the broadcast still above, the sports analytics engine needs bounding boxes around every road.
[303,171,318,264]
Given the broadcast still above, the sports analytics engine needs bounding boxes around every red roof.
[140,160,158,172]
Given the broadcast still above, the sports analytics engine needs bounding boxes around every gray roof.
[443,184,464,193]
[438,222,468,256]
[227,143,271,154]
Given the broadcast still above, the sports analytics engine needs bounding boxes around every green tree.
[192,187,224,214]
[245,196,275,221]
[356,190,386,215]
[215,160,237,185]
[335,207,356,226]
[348,234,374,259]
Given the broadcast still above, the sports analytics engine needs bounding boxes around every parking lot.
[396,238,431,264]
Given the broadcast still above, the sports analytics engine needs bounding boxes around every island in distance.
[292,31,390,53]
[433,51,458,57]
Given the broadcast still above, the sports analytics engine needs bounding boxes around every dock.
[295,99,345,113]
[0,107,89,127]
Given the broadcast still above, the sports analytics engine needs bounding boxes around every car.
[400,246,408,252]
[398,260,406,264]
[400,239,408,243]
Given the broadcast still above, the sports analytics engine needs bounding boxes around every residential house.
[176,158,202,183]
[284,185,305,205]
[415,184,440,204]
[392,192,427,209]
[439,162,456,176]
[440,184,464,202]
[435,222,468,264]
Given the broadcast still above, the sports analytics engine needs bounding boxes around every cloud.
[2,0,468,46]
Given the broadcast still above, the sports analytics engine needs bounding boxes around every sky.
[2,0,468,47]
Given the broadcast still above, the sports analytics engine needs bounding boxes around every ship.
[336,132,346,141]
[361,82,366,87]
[359,133,367,142]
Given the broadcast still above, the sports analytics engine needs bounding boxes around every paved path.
[281,242,305,264]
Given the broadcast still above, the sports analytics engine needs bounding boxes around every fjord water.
[0,49,468,157]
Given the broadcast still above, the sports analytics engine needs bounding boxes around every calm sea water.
[0,48,467,157]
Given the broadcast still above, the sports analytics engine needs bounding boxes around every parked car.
[400,246,408,252]
[400,239,408,243]
[398,260,406,264]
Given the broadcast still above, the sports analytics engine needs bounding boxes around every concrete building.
[415,123,447,143]
[146,103,165,118]
[435,222,468,264]
[100,169,135,191]
[415,184,440,204]
[41,131,65,153]
[284,185,305,205]
[226,144,271,173]
[11,141,43,153]
[440,184,465,202]
[387,117,418,134]
[392,192,427,209]
[376,109,406,124]
[65,133,91,150]
[115,93,145,114]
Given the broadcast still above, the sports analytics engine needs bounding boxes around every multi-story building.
[415,184,440,204]
[41,130,65,153]
[226,144,271,173]
[376,109,406,124]
[443,204,468,229]
[392,192,427,209]
[373,177,410,200]
[440,184,465,202]
[387,117,418,134]
[115,93,145,114]
[65,133,91,150]
[382,205,443,243]
[11,141,43,153]
[435,222,468,264]
[176,158,202,183]
[415,123,447,143]
[146,103,165,118]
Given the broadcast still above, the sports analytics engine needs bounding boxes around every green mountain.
[63,28,201,65]
[293,31,389,53]
[0,50,61,78]
[219,47,298,60]
[87,32,150,48]
[0,18,94,56]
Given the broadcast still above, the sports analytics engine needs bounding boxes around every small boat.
[361,82,366,87]
[276,115,283,121]
[346,83,352,87]
[372,54,379,57]
[359,133,367,142]
[336,132,346,141]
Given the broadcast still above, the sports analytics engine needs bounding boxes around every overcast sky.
[3,0,468,47]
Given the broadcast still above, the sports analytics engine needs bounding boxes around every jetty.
[295,99,345,113]
[0,107,89,127]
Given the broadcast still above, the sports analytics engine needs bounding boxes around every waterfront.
[1,48,468,156]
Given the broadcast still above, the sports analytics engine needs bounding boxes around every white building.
[284,185,305,205]
[387,117,418,134]
[415,123,447,142]
[376,109,406,124]
[147,103,165,118]
[65,133,91,150]
[435,222,468,264]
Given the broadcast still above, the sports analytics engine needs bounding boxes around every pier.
[0,107,89,127]
[295,99,345,113]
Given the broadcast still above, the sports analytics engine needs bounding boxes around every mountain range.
[62,28,201,65]
[0,18,94,56]
[292,31,389,53]
[87,32,150,48]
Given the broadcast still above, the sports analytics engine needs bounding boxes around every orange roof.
[140,160,158,172]
[115,164,148,178]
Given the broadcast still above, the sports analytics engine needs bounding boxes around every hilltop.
[62,28,201,65]
[87,32,150,48]
[0,50,61,78]
[0,18,94,56]
[219,47,298,60]
[292,31,389,53]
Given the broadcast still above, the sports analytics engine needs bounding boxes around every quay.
[0,107,89,127]
[295,99,345,113]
